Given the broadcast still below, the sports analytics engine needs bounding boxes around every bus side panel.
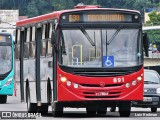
[24,59,37,103]
[15,59,20,98]
[40,57,53,103]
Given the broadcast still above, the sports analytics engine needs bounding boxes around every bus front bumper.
[0,84,14,95]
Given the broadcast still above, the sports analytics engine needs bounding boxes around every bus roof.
[16,6,140,27]
[0,32,11,36]
[143,26,160,30]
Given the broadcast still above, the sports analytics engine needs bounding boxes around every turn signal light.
[137,76,142,81]
[60,77,67,82]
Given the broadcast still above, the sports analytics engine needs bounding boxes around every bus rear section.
[0,33,14,103]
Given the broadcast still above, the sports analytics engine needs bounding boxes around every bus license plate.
[95,92,108,96]
[143,97,152,102]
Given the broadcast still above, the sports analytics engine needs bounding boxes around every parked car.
[132,69,160,112]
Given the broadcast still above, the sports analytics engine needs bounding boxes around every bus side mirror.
[143,33,149,57]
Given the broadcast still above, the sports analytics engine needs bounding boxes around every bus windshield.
[0,46,12,74]
[59,28,142,68]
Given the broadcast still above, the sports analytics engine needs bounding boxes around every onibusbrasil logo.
[1,112,42,119]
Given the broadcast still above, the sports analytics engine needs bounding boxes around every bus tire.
[151,107,157,112]
[52,103,63,117]
[0,95,7,103]
[26,86,37,113]
[47,79,52,103]
[97,107,107,115]
[38,104,48,115]
[119,101,131,117]
[86,107,96,115]
[110,106,116,112]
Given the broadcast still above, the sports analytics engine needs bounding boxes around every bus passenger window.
[24,43,29,58]
[29,42,36,58]
[47,40,52,56]
[41,40,46,56]
[15,44,20,59]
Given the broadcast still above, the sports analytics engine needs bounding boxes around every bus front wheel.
[97,107,107,115]
[151,107,157,112]
[119,101,131,117]
[86,107,97,115]
[52,102,63,117]
[0,95,7,103]
[38,104,49,115]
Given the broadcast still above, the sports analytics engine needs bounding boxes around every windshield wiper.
[144,81,158,84]
[79,26,95,46]
[107,25,123,45]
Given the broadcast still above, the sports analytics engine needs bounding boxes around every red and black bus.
[15,5,148,117]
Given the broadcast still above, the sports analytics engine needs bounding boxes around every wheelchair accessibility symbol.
[103,56,114,67]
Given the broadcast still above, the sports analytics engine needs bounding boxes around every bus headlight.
[73,83,79,89]
[66,81,72,86]
[137,76,142,81]
[60,77,67,82]
[132,80,137,86]
[156,88,160,94]
[125,83,130,88]
[134,15,138,19]
[4,77,13,86]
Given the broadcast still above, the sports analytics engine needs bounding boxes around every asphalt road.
[0,95,160,120]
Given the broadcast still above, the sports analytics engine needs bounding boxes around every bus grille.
[72,71,132,77]
[59,65,142,77]
[80,83,123,87]
[79,83,123,99]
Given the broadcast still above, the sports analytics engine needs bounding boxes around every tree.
[73,0,98,5]
[121,0,154,21]
[145,10,160,26]
[27,0,39,17]
[97,0,126,8]
[35,0,53,15]
[122,0,153,11]
[52,0,74,11]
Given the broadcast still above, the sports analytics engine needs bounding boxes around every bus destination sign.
[67,13,135,23]
[0,35,11,42]
[69,14,127,22]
